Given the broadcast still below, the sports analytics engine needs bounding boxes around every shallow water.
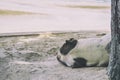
[0,0,110,33]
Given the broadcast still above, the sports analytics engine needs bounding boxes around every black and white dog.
[57,34,111,68]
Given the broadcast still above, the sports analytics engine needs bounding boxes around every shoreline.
[0,30,110,37]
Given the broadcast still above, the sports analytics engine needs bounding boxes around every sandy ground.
[0,1,110,80]
[0,0,110,33]
[0,31,109,80]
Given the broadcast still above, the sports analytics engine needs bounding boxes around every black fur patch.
[72,58,87,68]
[60,38,77,55]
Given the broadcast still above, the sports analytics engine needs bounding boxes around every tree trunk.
[108,0,120,80]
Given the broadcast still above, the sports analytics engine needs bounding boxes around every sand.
[0,31,109,80]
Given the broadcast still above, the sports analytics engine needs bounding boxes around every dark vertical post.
[108,0,120,80]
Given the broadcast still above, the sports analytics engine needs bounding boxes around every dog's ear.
[66,38,74,43]
[69,38,78,46]
[60,38,78,55]
[66,40,69,44]
[66,38,76,44]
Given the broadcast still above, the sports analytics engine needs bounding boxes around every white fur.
[57,51,74,67]
[57,34,111,67]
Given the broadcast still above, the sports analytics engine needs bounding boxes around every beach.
[0,0,111,80]
[0,31,109,80]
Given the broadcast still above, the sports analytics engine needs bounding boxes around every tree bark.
[108,0,120,80]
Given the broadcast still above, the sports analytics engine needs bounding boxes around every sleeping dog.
[57,34,111,68]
